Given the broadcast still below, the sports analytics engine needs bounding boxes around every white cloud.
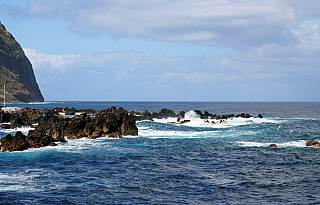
[292,19,320,50]
[24,48,143,71]
[12,0,320,101]
[24,48,82,71]
[25,44,320,86]
[2,0,320,49]
[23,46,320,101]
[114,66,135,79]
[5,0,318,46]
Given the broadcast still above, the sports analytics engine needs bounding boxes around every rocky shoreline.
[0,106,137,152]
[0,106,264,152]
[6,106,318,152]
[130,108,263,121]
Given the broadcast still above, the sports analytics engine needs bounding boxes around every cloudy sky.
[1,0,320,101]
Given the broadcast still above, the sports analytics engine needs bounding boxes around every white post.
[3,84,5,108]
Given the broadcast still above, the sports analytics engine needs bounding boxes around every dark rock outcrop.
[0,22,44,103]
[0,131,29,152]
[306,139,320,147]
[257,114,263,118]
[0,131,57,152]
[0,106,138,152]
[152,108,177,119]
[0,107,43,128]
[132,108,263,122]
[269,144,277,147]
[0,109,10,123]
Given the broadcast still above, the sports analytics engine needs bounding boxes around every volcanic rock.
[0,131,29,152]
[257,114,263,118]
[152,108,177,119]
[306,139,320,147]
[0,106,138,152]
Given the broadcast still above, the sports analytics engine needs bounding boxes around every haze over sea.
[1,101,320,204]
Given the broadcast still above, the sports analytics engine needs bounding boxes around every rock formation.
[132,109,263,121]
[0,106,137,152]
[306,139,320,147]
[0,22,44,103]
[0,106,264,152]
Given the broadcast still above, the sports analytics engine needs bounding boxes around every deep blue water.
[1,101,320,204]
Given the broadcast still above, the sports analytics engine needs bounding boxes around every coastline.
[0,105,264,152]
[1,102,320,152]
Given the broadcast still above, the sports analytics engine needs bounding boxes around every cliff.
[0,22,44,103]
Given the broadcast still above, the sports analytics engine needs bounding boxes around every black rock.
[0,106,138,152]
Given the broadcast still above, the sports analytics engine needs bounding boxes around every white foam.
[0,168,57,192]
[237,141,270,147]
[0,122,11,125]
[50,136,138,153]
[137,126,149,130]
[56,138,103,152]
[237,140,308,148]
[0,126,34,135]
[26,102,55,104]
[123,135,140,138]
[184,110,200,119]
[280,140,306,147]
[152,117,182,124]
[138,125,220,138]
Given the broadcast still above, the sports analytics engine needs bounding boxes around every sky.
[0,0,320,102]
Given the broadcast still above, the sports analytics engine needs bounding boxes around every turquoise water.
[1,102,320,204]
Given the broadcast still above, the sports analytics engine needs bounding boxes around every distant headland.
[0,22,44,103]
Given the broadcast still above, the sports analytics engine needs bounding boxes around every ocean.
[1,101,320,204]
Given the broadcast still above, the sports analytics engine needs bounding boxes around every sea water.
[0,102,320,204]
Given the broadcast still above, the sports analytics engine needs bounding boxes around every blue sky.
[1,0,320,101]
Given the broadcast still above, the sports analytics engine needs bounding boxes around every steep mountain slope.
[0,22,44,103]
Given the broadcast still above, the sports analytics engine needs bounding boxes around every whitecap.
[236,141,269,147]
[236,140,309,148]
[26,102,55,105]
[138,127,220,138]
[279,140,306,147]
[0,126,34,135]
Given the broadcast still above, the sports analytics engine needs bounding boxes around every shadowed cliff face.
[0,22,44,103]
